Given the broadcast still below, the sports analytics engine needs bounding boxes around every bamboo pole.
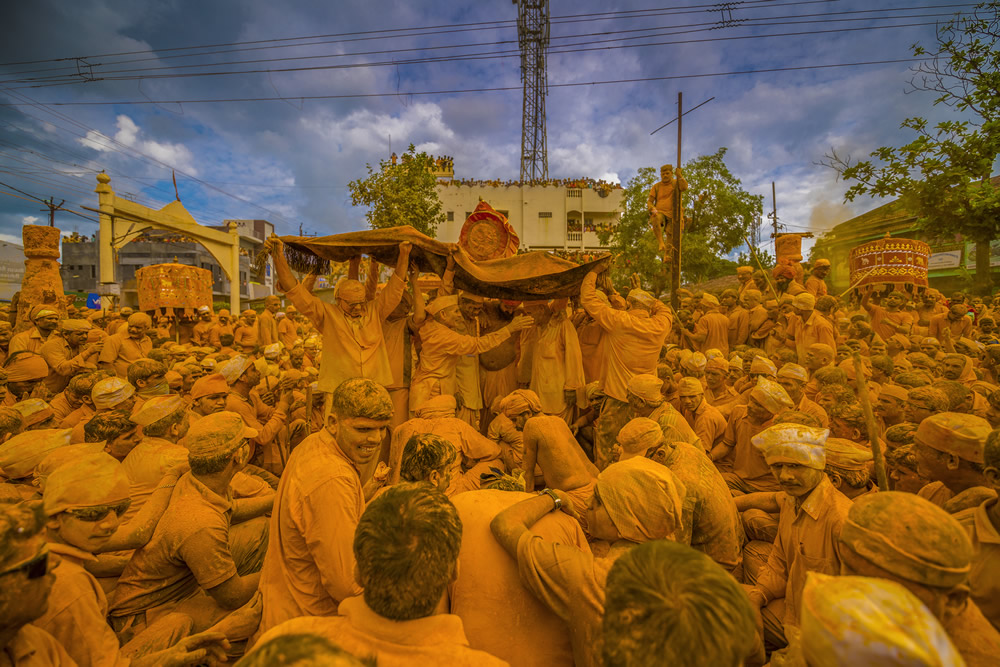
[852,351,889,491]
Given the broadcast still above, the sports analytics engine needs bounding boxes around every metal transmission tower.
[513,0,550,183]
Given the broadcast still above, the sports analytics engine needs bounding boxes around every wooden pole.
[852,351,889,491]
[670,91,683,310]
[742,235,780,302]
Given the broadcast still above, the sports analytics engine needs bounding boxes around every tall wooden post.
[670,92,683,309]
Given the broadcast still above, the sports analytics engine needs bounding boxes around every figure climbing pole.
[647,92,688,308]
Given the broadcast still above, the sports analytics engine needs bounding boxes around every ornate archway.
[90,173,243,312]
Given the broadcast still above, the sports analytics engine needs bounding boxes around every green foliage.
[682,148,765,254]
[737,248,775,270]
[823,2,1000,288]
[598,149,764,294]
[348,144,445,237]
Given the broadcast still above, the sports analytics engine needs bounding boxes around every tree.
[348,144,445,237]
[598,148,763,293]
[823,2,1000,293]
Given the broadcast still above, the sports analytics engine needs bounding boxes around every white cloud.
[79,115,199,176]
[21,216,38,225]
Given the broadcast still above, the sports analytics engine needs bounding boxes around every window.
[447,211,454,221]
[567,189,582,197]
[538,211,552,219]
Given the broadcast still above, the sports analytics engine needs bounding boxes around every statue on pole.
[647,164,688,263]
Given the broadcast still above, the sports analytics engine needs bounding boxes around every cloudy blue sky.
[0,0,982,254]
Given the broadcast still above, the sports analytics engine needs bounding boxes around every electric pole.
[513,0,549,182]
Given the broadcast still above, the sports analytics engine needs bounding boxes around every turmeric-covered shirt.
[751,477,853,629]
[579,272,671,403]
[258,429,365,634]
[283,275,404,393]
[257,596,509,667]
[98,332,152,378]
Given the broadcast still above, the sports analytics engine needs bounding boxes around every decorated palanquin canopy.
[262,225,609,300]
[136,263,214,316]
[459,200,520,261]
[849,235,930,290]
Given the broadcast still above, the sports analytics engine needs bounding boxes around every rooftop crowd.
[0,237,997,666]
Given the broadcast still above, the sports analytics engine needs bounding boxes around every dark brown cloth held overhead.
[268,226,611,301]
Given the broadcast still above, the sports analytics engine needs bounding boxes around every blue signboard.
[86,293,101,309]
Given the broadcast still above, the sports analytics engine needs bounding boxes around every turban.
[186,411,257,459]
[0,428,72,480]
[281,369,306,385]
[680,352,707,373]
[764,299,778,309]
[190,373,230,400]
[776,363,808,383]
[824,438,874,471]
[914,412,990,464]
[729,356,743,371]
[677,377,704,397]
[801,573,961,667]
[263,343,282,360]
[597,457,685,543]
[127,313,152,327]
[34,442,105,490]
[131,395,185,427]
[809,343,835,359]
[792,293,816,310]
[706,357,729,372]
[840,492,971,589]
[241,309,255,317]
[743,289,762,300]
[60,319,91,332]
[737,266,753,275]
[772,264,796,280]
[813,258,832,268]
[92,377,135,410]
[218,355,253,384]
[626,289,655,307]
[43,452,130,517]
[499,390,542,417]
[5,353,49,382]
[617,418,664,454]
[749,356,777,376]
[585,381,605,402]
[164,370,182,385]
[197,305,210,314]
[415,395,457,419]
[921,337,940,346]
[12,399,54,428]
[704,348,723,360]
[218,309,231,318]
[120,307,133,316]
[29,305,58,320]
[200,358,216,370]
[879,384,909,403]
[701,294,720,307]
[749,377,794,415]
[426,295,459,316]
[752,423,829,469]
[285,305,297,314]
[889,334,911,350]
[626,374,663,403]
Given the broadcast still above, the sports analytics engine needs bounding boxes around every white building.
[433,165,623,253]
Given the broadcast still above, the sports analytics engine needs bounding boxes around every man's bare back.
[522,415,598,493]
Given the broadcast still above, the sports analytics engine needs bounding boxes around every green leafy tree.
[348,144,445,237]
[598,148,764,293]
[823,2,1000,293]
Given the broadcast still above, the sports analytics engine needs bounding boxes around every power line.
[0,87,310,231]
[0,57,926,107]
[0,0,830,68]
[0,6,974,88]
